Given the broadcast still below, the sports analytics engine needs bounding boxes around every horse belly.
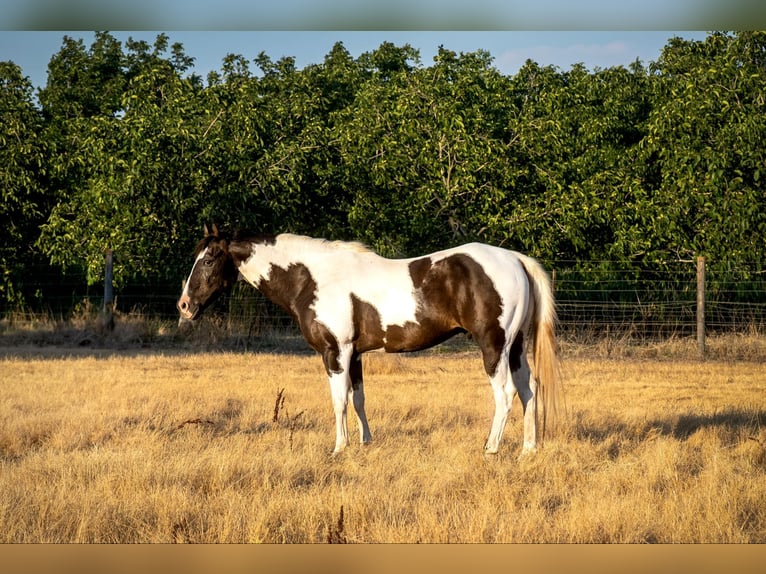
[349,289,460,354]
[383,320,465,353]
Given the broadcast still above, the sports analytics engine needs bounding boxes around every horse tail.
[516,253,564,439]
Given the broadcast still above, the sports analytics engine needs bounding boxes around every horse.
[177,224,561,456]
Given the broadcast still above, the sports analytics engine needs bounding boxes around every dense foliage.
[1,31,764,311]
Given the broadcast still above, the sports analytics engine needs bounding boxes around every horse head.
[177,224,239,321]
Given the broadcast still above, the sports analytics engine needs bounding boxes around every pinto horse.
[177,225,561,455]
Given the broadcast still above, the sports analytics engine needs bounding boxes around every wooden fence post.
[697,256,706,357]
[102,249,115,331]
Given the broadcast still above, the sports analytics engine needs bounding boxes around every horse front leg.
[349,350,372,446]
[326,345,354,454]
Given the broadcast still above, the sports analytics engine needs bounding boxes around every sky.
[1,31,712,91]
[1,0,763,29]
[1,0,761,91]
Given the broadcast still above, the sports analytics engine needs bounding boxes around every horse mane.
[195,228,372,256]
[232,230,277,246]
[278,233,373,254]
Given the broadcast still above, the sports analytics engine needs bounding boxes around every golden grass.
[1,347,764,543]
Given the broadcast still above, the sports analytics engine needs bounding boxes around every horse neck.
[230,234,306,284]
[233,235,333,316]
[233,233,368,281]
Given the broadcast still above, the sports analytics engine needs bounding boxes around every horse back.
[347,244,528,355]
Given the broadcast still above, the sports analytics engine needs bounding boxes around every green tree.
[246,44,368,239]
[641,31,766,265]
[338,45,512,256]
[0,62,48,308]
[10,31,766,317]
[495,60,655,264]
[38,33,206,286]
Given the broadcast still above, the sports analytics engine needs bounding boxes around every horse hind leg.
[484,330,538,457]
[349,350,372,446]
[484,365,512,454]
[510,332,538,454]
[483,338,514,455]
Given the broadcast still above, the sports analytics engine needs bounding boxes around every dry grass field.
[1,334,764,543]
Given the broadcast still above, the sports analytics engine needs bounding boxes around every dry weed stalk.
[326,505,347,544]
[271,387,305,449]
[273,388,286,423]
[171,518,191,543]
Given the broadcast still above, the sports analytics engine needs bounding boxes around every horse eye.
[203,258,214,267]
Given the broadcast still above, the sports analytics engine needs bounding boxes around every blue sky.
[1,0,760,29]
[1,31,711,91]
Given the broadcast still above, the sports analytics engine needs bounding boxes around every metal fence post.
[697,256,706,357]
[103,249,115,331]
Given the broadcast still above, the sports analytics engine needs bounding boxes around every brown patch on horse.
[181,235,239,319]
[257,263,341,374]
[346,259,468,354]
[414,254,505,375]
[369,254,505,371]
[408,257,432,288]
[193,233,223,257]
[384,321,466,353]
[351,294,386,353]
[350,288,465,354]
[229,233,277,266]
[509,331,524,373]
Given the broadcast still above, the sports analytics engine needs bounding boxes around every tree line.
[1,31,765,313]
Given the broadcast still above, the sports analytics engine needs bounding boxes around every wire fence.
[549,259,766,339]
[3,259,765,343]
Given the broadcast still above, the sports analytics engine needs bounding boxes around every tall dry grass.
[0,345,764,542]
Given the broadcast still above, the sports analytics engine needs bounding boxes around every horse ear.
[203,223,221,237]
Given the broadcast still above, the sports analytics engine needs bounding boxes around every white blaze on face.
[177,247,209,320]
[182,248,208,297]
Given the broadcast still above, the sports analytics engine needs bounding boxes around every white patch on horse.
[237,235,420,339]
[180,248,208,298]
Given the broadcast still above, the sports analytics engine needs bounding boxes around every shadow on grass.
[666,409,765,439]
[0,314,481,361]
[574,407,765,444]
[0,316,316,360]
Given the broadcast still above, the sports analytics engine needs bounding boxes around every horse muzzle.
[177,294,201,322]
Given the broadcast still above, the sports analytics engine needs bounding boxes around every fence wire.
[3,259,765,340]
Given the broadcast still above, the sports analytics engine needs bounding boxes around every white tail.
[516,253,564,438]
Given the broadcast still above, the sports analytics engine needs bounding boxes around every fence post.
[696,256,706,357]
[102,249,115,331]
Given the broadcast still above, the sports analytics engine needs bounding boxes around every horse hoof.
[518,447,537,458]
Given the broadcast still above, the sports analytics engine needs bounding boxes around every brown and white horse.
[177,225,561,455]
